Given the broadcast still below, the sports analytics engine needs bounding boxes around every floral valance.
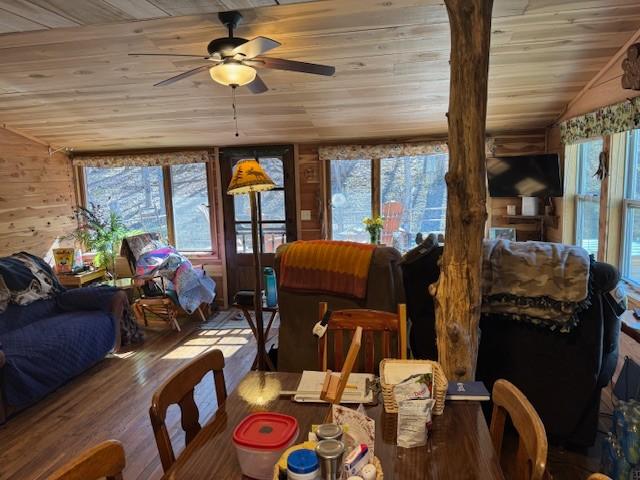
[318,141,448,161]
[72,150,211,167]
[318,138,495,161]
[560,96,640,144]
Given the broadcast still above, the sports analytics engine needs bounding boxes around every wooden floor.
[0,310,264,480]
[0,312,635,480]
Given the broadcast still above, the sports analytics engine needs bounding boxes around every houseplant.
[68,204,136,281]
[363,215,384,244]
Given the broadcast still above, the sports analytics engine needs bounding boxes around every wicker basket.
[379,359,448,415]
[273,455,383,479]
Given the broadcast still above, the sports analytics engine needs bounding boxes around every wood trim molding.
[293,144,302,240]
[561,143,579,244]
[1,122,50,147]
[605,133,627,268]
[162,165,176,246]
[597,136,612,262]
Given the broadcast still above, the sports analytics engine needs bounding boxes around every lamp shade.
[227,159,276,195]
[210,62,256,87]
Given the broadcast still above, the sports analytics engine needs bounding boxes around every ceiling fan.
[130,10,336,94]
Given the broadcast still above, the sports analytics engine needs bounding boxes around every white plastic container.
[233,412,299,480]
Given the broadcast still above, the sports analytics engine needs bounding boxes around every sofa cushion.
[0,310,115,408]
[0,299,59,336]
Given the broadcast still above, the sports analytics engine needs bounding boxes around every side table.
[621,309,640,344]
[57,268,106,288]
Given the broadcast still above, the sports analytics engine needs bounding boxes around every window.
[170,163,211,251]
[85,165,168,239]
[84,162,213,252]
[622,129,640,285]
[329,153,448,252]
[574,139,603,256]
[380,154,448,252]
[330,159,372,243]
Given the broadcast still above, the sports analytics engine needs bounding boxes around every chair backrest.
[120,232,164,273]
[490,379,548,480]
[149,349,227,472]
[587,474,612,480]
[47,440,125,480]
[318,302,407,373]
[381,201,404,244]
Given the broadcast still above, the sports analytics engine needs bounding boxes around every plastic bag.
[396,399,435,448]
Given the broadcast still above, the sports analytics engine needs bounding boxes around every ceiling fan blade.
[231,36,281,59]
[154,65,210,87]
[246,74,268,94]
[129,53,211,59]
[258,57,335,76]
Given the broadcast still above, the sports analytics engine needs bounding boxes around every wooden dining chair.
[47,439,125,480]
[149,348,227,472]
[318,302,407,373]
[490,379,549,480]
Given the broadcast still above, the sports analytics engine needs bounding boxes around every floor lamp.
[227,158,275,371]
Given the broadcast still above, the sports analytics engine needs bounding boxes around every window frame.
[326,154,448,247]
[573,138,603,257]
[80,160,216,255]
[620,129,640,287]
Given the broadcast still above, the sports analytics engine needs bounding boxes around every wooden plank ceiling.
[0,0,639,151]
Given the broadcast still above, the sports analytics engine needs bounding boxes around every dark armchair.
[274,243,404,372]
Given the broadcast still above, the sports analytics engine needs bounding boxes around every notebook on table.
[446,381,490,401]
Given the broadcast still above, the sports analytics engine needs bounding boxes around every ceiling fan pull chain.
[232,86,239,137]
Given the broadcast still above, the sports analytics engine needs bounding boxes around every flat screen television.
[486,153,563,197]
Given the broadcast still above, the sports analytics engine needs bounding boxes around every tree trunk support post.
[433,0,494,382]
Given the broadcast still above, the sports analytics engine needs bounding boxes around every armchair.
[274,242,403,372]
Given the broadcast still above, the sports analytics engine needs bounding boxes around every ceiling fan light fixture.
[209,62,256,87]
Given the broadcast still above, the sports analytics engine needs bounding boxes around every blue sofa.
[0,287,127,422]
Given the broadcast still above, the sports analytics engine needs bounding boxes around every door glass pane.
[234,194,251,222]
[235,224,253,254]
[85,165,167,239]
[260,157,284,187]
[170,163,212,251]
[330,159,372,243]
[380,154,448,252]
[262,223,287,253]
[624,206,640,283]
[260,190,285,221]
[576,197,600,256]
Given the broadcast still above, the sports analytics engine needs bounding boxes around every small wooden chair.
[47,439,125,480]
[490,379,548,480]
[318,302,407,373]
[149,349,227,472]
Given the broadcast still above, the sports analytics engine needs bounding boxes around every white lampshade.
[209,62,256,87]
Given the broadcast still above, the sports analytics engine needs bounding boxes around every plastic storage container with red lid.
[233,412,299,479]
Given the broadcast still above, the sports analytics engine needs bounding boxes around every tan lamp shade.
[227,159,276,195]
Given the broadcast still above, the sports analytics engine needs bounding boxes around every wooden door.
[220,146,297,302]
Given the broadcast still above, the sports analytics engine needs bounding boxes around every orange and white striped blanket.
[279,240,375,299]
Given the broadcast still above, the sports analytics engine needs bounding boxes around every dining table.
[162,371,504,480]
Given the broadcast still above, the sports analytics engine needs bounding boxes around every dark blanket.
[0,252,65,313]
[1,309,115,408]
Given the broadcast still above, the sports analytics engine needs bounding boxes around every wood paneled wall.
[0,126,75,259]
[295,130,550,242]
